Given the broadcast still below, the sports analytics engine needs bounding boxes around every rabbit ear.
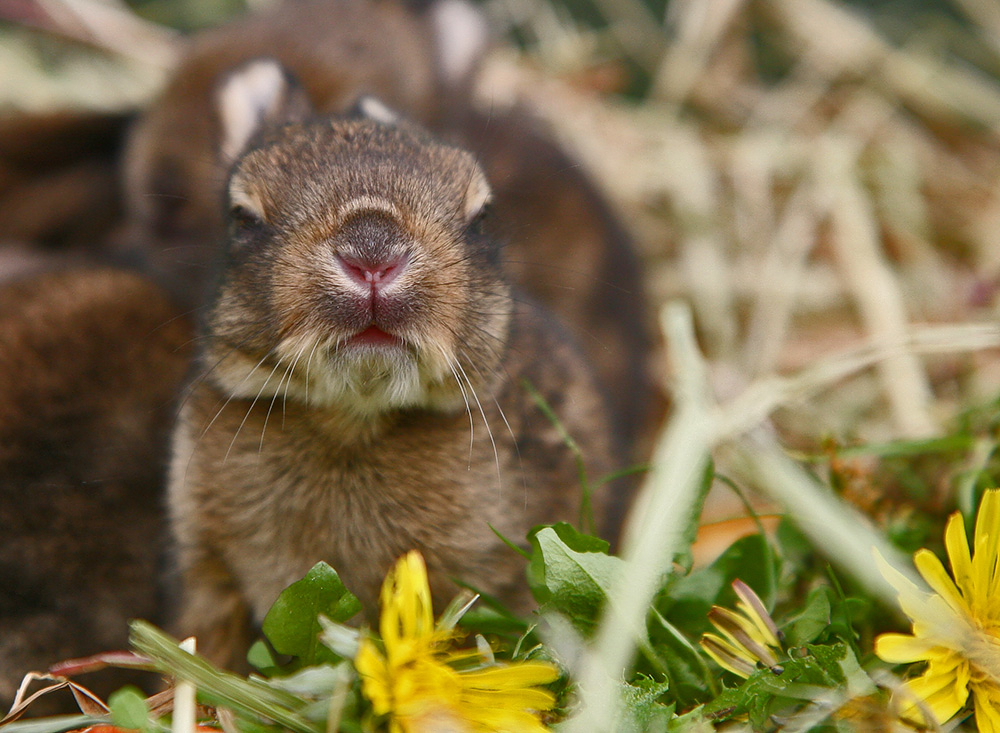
[351,96,401,126]
[217,58,312,164]
[428,0,489,87]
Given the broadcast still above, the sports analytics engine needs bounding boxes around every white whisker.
[225,357,284,463]
[280,341,310,430]
[198,349,273,443]
[259,345,305,454]
[469,360,528,507]
[303,339,321,406]
[456,359,502,496]
[446,355,475,467]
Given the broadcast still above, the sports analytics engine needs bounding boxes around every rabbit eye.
[467,202,490,235]
[230,203,262,227]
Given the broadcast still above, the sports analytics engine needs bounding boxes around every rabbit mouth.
[342,325,407,349]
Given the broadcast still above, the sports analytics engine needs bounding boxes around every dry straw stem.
[561,302,713,732]
[0,35,161,111]
[670,125,739,357]
[28,0,180,68]
[653,0,748,104]
[0,0,178,111]
[715,322,1000,441]
[815,135,938,439]
[768,0,1000,135]
[482,0,1000,445]
[586,0,663,72]
[173,638,197,733]
[951,0,1000,57]
[739,183,817,379]
[724,436,914,608]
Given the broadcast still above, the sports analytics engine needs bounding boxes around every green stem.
[129,621,321,733]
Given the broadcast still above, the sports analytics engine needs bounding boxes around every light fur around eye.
[228,176,266,223]
[463,168,492,223]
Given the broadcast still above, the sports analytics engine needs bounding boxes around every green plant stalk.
[0,715,108,733]
[561,302,714,732]
[650,609,719,696]
[129,621,320,733]
[523,379,596,535]
[725,439,921,609]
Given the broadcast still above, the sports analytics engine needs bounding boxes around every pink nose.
[337,252,408,289]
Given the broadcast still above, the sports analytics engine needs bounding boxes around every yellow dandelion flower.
[875,489,1000,731]
[700,579,784,678]
[356,551,560,733]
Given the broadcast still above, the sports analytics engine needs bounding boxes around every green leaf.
[702,642,860,728]
[526,524,623,631]
[263,562,362,667]
[668,706,714,732]
[248,639,280,673]
[619,677,674,731]
[108,686,150,731]
[835,644,877,699]
[535,522,611,554]
[0,716,106,733]
[647,609,719,703]
[671,460,716,574]
[658,534,776,638]
[130,621,319,733]
[784,586,831,646]
[457,606,531,637]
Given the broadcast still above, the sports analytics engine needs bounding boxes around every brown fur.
[0,111,129,261]
[118,0,446,300]
[0,268,192,710]
[0,0,658,685]
[0,0,659,472]
[119,0,661,458]
[170,106,618,669]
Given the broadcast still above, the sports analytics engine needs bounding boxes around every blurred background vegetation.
[2,0,1000,526]
[4,4,1000,725]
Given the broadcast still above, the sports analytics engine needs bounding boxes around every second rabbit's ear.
[350,96,401,126]
[428,0,489,87]
[217,58,313,164]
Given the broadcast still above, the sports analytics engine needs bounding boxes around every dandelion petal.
[914,549,969,617]
[945,513,974,600]
[906,663,969,725]
[456,663,561,689]
[875,633,939,663]
[974,682,1000,733]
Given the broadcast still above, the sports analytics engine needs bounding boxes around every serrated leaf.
[647,609,718,706]
[527,525,623,631]
[263,562,362,667]
[108,686,149,731]
[620,677,674,731]
[702,642,854,728]
[668,706,714,732]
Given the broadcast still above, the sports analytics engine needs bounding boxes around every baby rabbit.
[169,61,621,668]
